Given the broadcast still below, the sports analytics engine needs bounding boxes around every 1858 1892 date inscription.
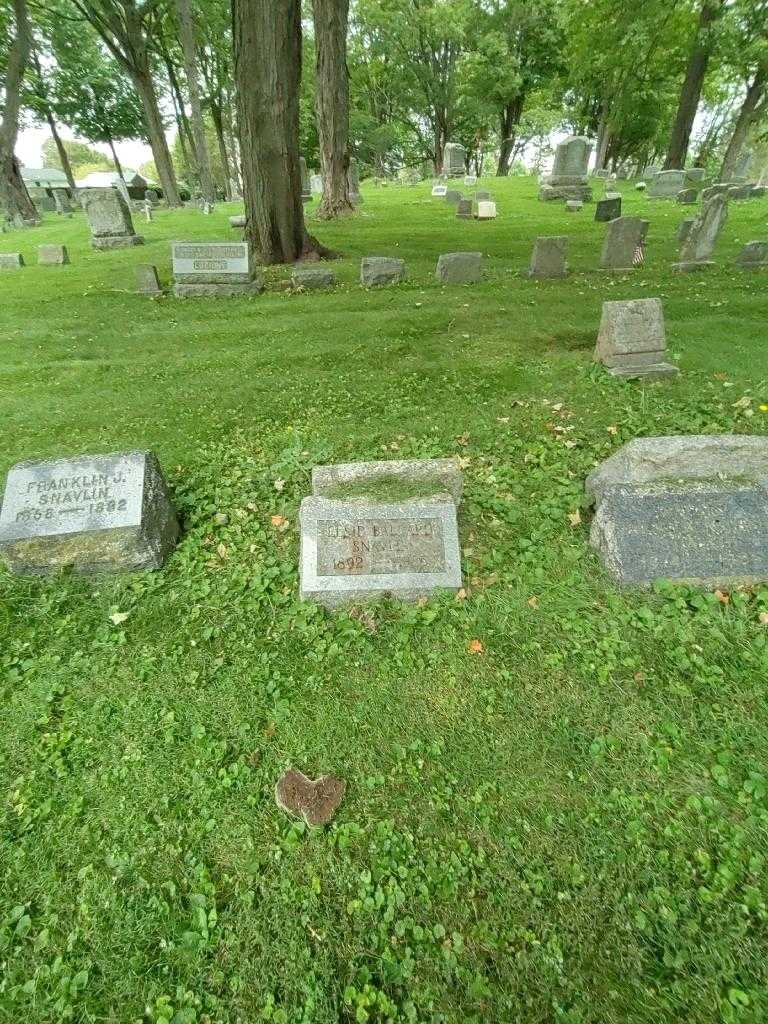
[317,517,446,576]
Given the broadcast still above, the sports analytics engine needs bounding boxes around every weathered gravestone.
[475,190,491,202]
[435,252,482,284]
[729,183,756,200]
[81,188,144,250]
[685,167,706,184]
[292,266,336,290]
[0,253,24,269]
[595,195,621,221]
[136,264,163,295]
[229,214,246,228]
[0,451,179,576]
[677,218,695,244]
[586,435,768,588]
[648,170,686,198]
[701,183,736,202]
[443,142,466,177]
[360,257,406,287]
[539,136,592,202]
[594,298,678,380]
[143,200,153,222]
[476,201,497,220]
[445,190,462,206]
[734,151,753,180]
[456,198,472,219]
[300,157,312,202]
[677,188,697,205]
[38,245,69,266]
[566,200,583,212]
[310,173,323,195]
[529,236,568,279]
[735,241,768,269]
[172,241,264,297]
[52,189,73,214]
[600,216,649,270]
[431,184,448,197]
[673,192,728,272]
[300,458,463,607]
[463,174,477,187]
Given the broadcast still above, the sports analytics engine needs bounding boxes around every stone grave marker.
[586,435,768,588]
[463,174,477,187]
[143,199,153,221]
[594,298,678,379]
[360,257,406,287]
[136,264,163,295]
[229,214,246,228]
[566,200,583,212]
[539,136,592,202]
[673,192,728,272]
[677,218,695,243]
[435,252,482,284]
[600,216,649,270]
[735,241,768,269]
[38,244,69,266]
[445,190,462,205]
[685,167,706,183]
[648,170,686,198]
[456,198,472,219]
[0,451,179,576]
[476,201,497,220]
[172,241,264,297]
[475,190,491,202]
[443,142,466,177]
[677,188,697,204]
[728,183,756,200]
[310,173,323,195]
[701,183,735,201]
[529,236,568,279]
[0,253,24,269]
[81,187,144,250]
[431,184,447,197]
[292,266,336,290]
[347,158,361,203]
[595,195,621,221]
[300,157,312,202]
[300,458,463,607]
[52,189,73,214]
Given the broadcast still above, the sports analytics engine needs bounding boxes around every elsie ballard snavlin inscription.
[300,497,462,607]
[0,451,179,575]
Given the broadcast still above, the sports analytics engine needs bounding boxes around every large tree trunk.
[495,96,524,176]
[0,0,39,225]
[131,65,182,205]
[232,0,327,263]
[663,0,724,169]
[719,66,767,181]
[312,0,353,218]
[210,100,233,200]
[46,111,77,190]
[105,131,125,181]
[176,0,216,203]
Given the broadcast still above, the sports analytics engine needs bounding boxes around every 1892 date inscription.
[317,517,446,576]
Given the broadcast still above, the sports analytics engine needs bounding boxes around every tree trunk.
[130,66,182,205]
[663,0,724,169]
[210,101,233,200]
[312,0,353,218]
[232,0,328,263]
[719,66,767,181]
[176,0,216,202]
[45,111,77,190]
[0,0,39,224]
[223,100,242,195]
[106,132,125,181]
[495,96,524,176]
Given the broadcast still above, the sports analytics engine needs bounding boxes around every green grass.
[1,177,768,1024]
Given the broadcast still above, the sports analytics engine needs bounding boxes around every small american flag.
[633,243,646,266]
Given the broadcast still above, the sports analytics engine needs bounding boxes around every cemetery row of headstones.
[3,428,767,599]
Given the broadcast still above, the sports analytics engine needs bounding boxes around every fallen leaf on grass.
[216,543,228,560]
[109,611,130,626]
[271,515,287,528]
[607,425,618,435]
[467,639,484,654]
[714,590,730,604]
[455,588,467,601]
[273,479,286,492]
[527,596,539,609]
[567,509,582,527]
[758,612,768,626]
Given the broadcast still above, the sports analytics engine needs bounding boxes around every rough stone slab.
[677,218,695,243]
[589,482,768,588]
[476,201,497,219]
[455,199,473,218]
[735,241,768,268]
[443,142,466,176]
[595,196,621,221]
[606,362,679,380]
[291,266,336,290]
[585,435,768,506]
[475,191,491,202]
[529,236,568,279]
[0,450,179,576]
[173,279,264,297]
[435,251,482,284]
[300,496,462,607]
[566,200,583,212]
[677,192,728,267]
[445,190,462,205]
[648,170,686,198]
[38,244,69,265]
[313,458,463,505]
[275,768,345,826]
[229,214,246,228]
[547,136,591,183]
[360,256,406,287]
[81,187,139,239]
[672,260,716,274]
[0,253,24,268]
[600,216,649,270]
[539,184,593,202]
[92,235,144,250]
[677,188,697,205]
[136,264,162,295]
[594,297,666,366]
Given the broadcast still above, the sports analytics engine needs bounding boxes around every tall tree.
[198,0,237,199]
[232,0,327,263]
[0,0,39,224]
[663,0,727,168]
[717,0,768,179]
[27,48,77,188]
[69,0,182,204]
[175,0,215,201]
[312,0,353,217]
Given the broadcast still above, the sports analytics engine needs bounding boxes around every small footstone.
[275,768,346,826]
[595,196,621,221]
[292,266,336,290]
[435,251,482,284]
[0,450,180,576]
[38,244,69,265]
[360,256,406,287]
[565,200,583,212]
[677,188,697,205]
[136,264,163,295]
[735,241,768,269]
[0,253,24,269]
[229,214,246,228]
[676,218,695,243]
[529,236,568,279]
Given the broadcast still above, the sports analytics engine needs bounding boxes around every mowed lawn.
[1,177,768,1023]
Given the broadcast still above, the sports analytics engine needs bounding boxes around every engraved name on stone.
[317,516,447,576]
[171,242,249,276]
